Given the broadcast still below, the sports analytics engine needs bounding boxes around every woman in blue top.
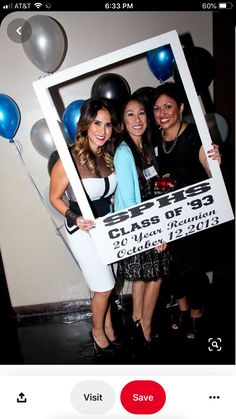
[114,96,170,345]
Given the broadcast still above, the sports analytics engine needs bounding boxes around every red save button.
[120,380,166,414]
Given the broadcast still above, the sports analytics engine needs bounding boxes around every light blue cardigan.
[114,141,141,211]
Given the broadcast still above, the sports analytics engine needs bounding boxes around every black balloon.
[132,86,155,105]
[91,73,131,101]
[47,150,60,175]
[173,46,216,95]
[205,112,229,144]
[132,87,156,127]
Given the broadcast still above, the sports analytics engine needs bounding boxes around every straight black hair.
[119,95,158,179]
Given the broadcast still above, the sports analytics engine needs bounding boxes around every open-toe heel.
[171,309,190,333]
[187,317,202,340]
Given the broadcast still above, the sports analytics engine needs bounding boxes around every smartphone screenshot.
[0,0,235,417]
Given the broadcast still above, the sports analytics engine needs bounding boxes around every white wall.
[0,11,213,308]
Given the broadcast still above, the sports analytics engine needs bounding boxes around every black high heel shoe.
[187,317,202,340]
[130,319,141,340]
[90,331,115,357]
[171,309,190,333]
[133,320,152,350]
[107,337,123,350]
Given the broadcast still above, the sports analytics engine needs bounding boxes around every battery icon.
[218,2,233,8]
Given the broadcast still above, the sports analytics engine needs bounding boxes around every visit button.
[120,380,166,414]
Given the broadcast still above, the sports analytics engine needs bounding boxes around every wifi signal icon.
[34,2,42,8]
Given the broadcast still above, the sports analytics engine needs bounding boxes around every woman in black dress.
[152,82,221,339]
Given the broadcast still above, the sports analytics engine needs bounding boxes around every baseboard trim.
[12,295,131,325]
[13,299,91,323]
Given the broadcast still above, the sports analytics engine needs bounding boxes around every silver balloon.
[22,15,66,73]
[30,118,56,158]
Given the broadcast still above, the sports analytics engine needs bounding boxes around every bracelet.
[65,208,78,226]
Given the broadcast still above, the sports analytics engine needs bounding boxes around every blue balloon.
[0,93,21,140]
[146,46,174,82]
[62,100,85,143]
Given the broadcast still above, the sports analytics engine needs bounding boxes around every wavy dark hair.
[152,81,185,109]
[74,98,120,175]
[118,95,158,179]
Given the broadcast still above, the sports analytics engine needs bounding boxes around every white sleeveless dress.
[64,173,116,292]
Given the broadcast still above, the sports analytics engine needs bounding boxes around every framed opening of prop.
[33,30,234,265]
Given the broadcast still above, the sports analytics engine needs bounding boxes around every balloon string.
[13,138,44,204]
[12,138,84,272]
[38,72,53,79]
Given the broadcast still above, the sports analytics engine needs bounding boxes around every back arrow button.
[16,26,22,35]
[7,18,32,43]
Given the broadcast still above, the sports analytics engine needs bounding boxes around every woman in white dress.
[49,98,120,357]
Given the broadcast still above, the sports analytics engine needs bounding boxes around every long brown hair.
[74,98,120,175]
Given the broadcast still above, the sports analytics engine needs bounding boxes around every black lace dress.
[117,175,171,282]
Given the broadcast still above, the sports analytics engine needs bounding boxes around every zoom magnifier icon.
[208,337,222,351]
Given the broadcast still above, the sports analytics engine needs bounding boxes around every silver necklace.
[162,122,182,155]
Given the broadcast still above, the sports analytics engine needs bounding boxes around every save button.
[120,380,166,414]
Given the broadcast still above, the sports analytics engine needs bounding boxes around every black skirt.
[117,175,171,282]
[117,247,171,282]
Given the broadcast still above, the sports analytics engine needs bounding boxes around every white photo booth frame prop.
[33,30,234,265]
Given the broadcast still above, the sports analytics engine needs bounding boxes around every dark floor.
[0,220,235,366]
